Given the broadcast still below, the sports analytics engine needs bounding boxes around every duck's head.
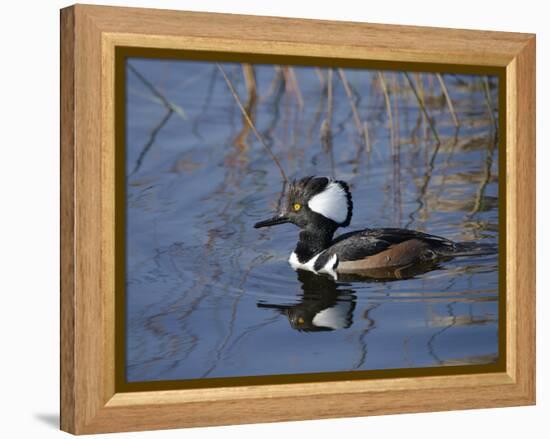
[254,176,353,232]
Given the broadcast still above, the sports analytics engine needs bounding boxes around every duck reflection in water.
[257,270,356,332]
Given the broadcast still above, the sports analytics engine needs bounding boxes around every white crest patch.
[308,181,349,224]
[312,302,353,329]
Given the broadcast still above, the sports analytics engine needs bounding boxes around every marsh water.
[125,59,500,382]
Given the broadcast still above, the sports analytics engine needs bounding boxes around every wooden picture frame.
[60,4,536,434]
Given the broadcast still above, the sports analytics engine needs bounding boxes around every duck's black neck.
[294,227,336,263]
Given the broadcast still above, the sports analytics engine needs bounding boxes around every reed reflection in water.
[125,59,499,382]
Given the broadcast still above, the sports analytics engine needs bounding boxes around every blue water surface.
[125,59,500,382]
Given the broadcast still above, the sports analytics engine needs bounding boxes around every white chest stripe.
[289,252,338,280]
[307,182,348,224]
[289,252,319,271]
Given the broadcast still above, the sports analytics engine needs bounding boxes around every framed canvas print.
[60,4,536,434]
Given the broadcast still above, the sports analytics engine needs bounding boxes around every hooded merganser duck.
[254,176,473,280]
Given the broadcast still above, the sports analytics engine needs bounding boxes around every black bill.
[254,215,290,228]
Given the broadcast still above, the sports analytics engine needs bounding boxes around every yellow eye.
[293,203,302,211]
[297,317,305,324]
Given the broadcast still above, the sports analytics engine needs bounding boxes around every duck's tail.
[439,241,498,258]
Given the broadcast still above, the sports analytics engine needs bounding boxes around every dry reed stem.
[468,120,498,218]
[482,76,497,132]
[314,67,325,86]
[436,73,460,127]
[378,72,395,152]
[404,140,442,228]
[287,67,304,108]
[392,73,401,148]
[391,73,402,225]
[217,63,288,183]
[130,109,173,176]
[404,72,441,144]
[363,120,371,153]
[127,63,185,176]
[326,68,334,123]
[260,66,284,103]
[127,63,187,120]
[337,68,370,151]
[321,68,335,177]
[234,64,258,149]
